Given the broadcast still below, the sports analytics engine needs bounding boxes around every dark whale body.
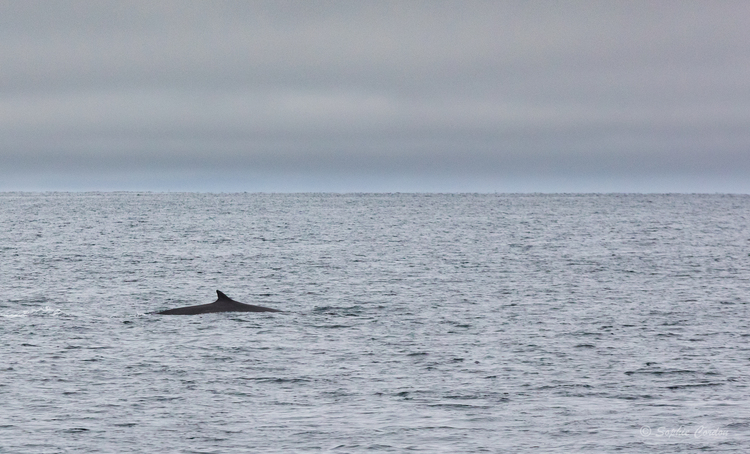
[157,290,281,315]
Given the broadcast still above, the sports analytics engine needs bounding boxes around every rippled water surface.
[1,193,749,453]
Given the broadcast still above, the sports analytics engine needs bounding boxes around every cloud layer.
[2,1,749,191]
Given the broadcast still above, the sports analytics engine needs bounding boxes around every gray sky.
[1,0,749,192]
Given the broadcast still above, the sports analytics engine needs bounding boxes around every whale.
[157,290,282,315]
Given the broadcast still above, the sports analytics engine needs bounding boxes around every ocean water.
[1,193,749,453]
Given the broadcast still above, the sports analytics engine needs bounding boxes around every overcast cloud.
[1,0,749,192]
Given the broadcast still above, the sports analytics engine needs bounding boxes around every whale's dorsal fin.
[157,289,281,314]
